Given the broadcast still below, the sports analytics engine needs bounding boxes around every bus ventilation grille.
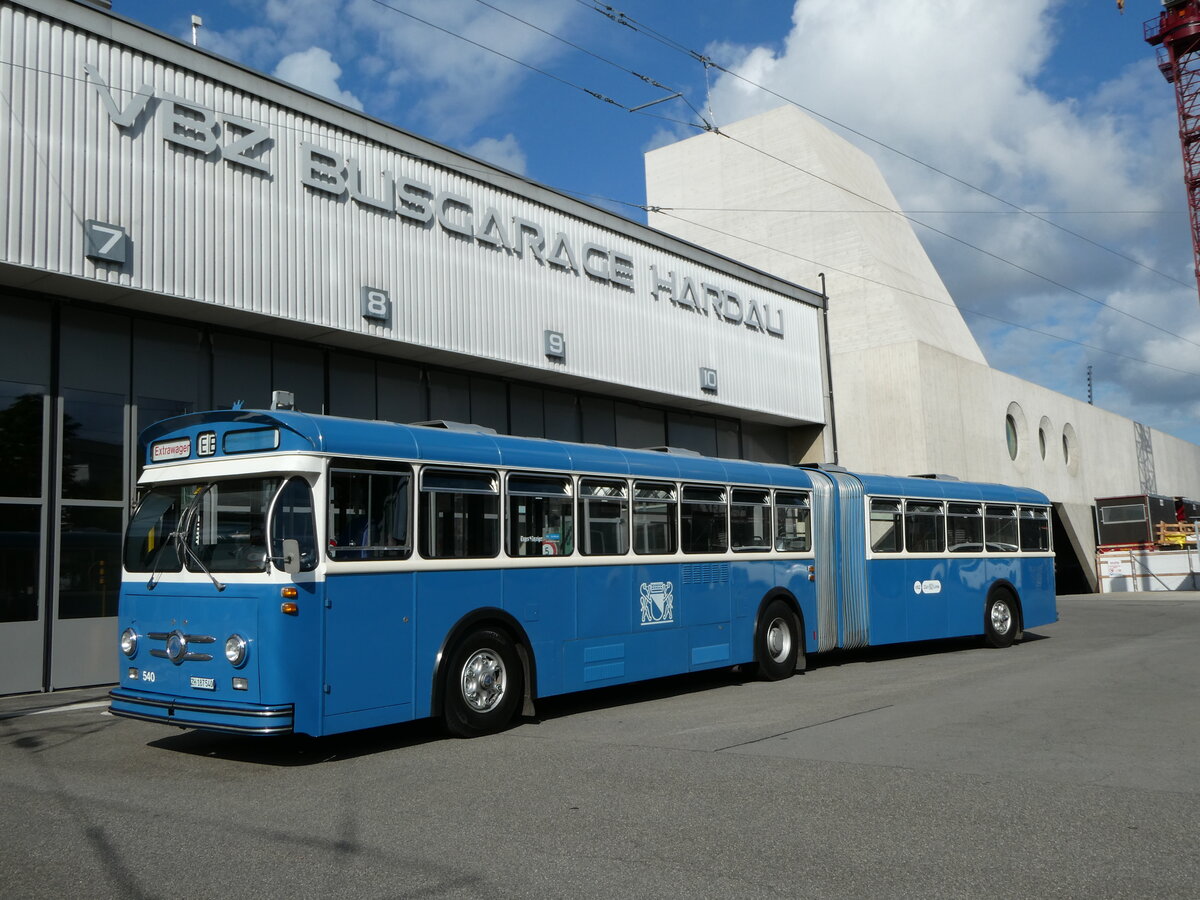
[683,563,730,584]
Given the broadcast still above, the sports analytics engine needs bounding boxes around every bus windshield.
[125,477,288,574]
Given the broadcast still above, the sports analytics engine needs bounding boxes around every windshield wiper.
[146,487,225,592]
[143,531,178,591]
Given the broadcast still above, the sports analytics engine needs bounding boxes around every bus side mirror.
[282,538,301,575]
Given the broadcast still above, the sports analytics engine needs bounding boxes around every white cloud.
[206,0,582,140]
[462,134,528,175]
[272,47,364,111]
[355,0,579,140]
[200,24,278,67]
[699,0,1200,442]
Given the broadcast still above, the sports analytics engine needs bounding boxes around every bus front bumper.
[109,688,294,736]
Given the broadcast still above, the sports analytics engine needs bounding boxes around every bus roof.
[140,409,809,489]
[140,409,1051,504]
[855,472,1048,507]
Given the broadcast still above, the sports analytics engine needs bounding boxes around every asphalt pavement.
[1,592,1197,899]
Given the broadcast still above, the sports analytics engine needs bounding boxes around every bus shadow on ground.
[525,631,1049,725]
[147,717,445,766]
[802,630,1050,671]
[145,631,1050,765]
[525,667,755,725]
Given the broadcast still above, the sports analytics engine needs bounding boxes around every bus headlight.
[120,628,138,658]
[224,634,248,667]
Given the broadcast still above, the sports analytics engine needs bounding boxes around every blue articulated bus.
[109,409,1056,738]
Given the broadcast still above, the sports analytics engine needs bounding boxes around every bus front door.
[322,573,415,733]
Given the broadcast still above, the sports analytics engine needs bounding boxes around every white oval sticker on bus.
[151,437,191,461]
[921,580,942,594]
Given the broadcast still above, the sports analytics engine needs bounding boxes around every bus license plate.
[189,676,216,691]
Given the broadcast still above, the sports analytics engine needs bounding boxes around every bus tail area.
[108,410,1056,739]
[810,468,1056,657]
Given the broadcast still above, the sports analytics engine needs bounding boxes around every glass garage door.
[50,308,128,690]
[0,305,51,695]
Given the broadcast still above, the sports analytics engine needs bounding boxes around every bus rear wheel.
[984,591,1018,649]
[754,600,800,681]
[443,628,523,738]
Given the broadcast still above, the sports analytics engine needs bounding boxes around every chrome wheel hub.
[991,601,1012,635]
[766,617,791,663]
[461,649,506,713]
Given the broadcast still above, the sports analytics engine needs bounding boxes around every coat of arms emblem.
[639,580,674,625]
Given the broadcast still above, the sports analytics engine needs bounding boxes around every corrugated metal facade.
[0,0,827,427]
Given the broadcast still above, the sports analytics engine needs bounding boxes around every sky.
[111,0,1200,445]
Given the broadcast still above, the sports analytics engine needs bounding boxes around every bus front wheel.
[443,628,524,738]
[754,600,800,681]
[984,591,1018,649]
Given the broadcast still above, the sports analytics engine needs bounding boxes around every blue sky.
[112,0,1200,445]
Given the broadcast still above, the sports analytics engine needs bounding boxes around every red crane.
[1146,0,1200,299]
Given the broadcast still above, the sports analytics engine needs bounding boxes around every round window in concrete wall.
[1062,422,1079,475]
[1038,416,1053,461]
[1005,402,1027,462]
[1008,400,1027,460]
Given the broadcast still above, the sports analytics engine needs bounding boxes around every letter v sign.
[83,64,153,129]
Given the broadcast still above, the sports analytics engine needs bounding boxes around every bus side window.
[507,474,573,557]
[579,479,629,556]
[869,499,902,553]
[775,492,811,552]
[271,476,318,571]
[327,466,413,561]
[681,484,727,554]
[904,501,945,553]
[633,481,677,555]
[1018,506,1051,552]
[419,468,499,559]
[985,504,1018,552]
[947,502,983,553]
[731,488,771,552]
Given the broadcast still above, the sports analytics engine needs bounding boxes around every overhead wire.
[465,2,1200,354]
[712,131,1200,351]
[558,188,1200,378]
[361,0,1200,358]
[570,1,1200,356]
[366,0,708,129]
[441,0,1200,351]
[574,0,1193,290]
[15,2,1196,381]
[643,207,1188,215]
[462,0,715,127]
[362,0,626,109]
[644,207,1200,379]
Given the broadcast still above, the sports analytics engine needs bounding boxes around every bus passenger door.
[867,560,906,644]
[568,561,637,691]
[632,561,689,677]
[680,561,732,670]
[322,573,416,731]
[905,559,948,641]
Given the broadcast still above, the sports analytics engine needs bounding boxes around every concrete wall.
[645,104,1200,586]
[645,105,986,364]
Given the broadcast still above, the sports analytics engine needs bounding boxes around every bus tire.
[443,628,524,738]
[984,590,1018,649]
[754,599,799,681]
